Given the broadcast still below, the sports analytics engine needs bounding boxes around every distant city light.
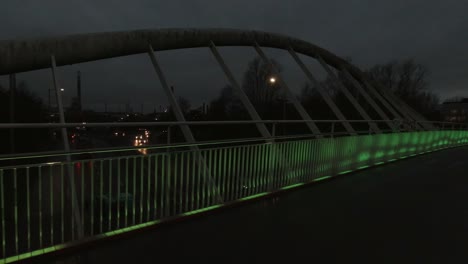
[269,77,276,84]
[60,88,65,92]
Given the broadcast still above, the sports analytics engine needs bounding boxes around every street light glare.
[60,88,64,92]
[269,77,276,84]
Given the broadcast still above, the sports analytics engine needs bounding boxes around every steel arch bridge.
[0,28,467,263]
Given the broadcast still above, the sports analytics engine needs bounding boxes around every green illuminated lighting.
[238,192,269,201]
[1,130,468,262]
[374,151,384,158]
[314,176,332,182]
[281,183,305,190]
[358,152,371,162]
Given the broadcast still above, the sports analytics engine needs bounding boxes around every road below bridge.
[55,146,468,263]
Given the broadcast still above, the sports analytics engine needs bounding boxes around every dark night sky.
[0,0,467,112]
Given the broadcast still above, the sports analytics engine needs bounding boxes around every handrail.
[0,119,465,129]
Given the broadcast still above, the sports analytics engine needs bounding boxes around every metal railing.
[0,120,468,262]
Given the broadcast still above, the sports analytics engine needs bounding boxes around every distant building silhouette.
[441,97,468,123]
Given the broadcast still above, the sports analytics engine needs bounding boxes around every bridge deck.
[53,146,468,263]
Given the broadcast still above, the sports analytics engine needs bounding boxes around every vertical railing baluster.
[260,144,266,192]
[99,160,103,234]
[14,169,18,256]
[201,151,206,206]
[245,146,252,196]
[221,148,226,201]
[205,150,210,206]
[232,148,238,201]
[210,149,216,206]
[252,145,259,195]
[132,157,136,225]
[140,156,144,222]
[124,158,129,227]
[0,170,4,258]
[61,164,64,243]
[81,163,84,234]
[185,152,189,212]
[196,152,201,210]
[173,153,178,215]
[226,148,232,202]
[179,152,184,213]
[108,159,112,231]
[71,163,75,241]
[153,155,158,219]
[236,147,243,199]
[166,154,170,217]
[91,161,94,236]
[26,167,31,251]
[160,155,165,218]
[294,142,300,183]
[191,152,195,211]
[50,166,54,245]
[147,155,151,222]
[117,158,121,229]
[241,146,247,198]
[266,144,272,191]
[39,166,43,247]
[212,149,218,204]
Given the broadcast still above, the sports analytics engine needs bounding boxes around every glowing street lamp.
[268,77,276,84]
[60,88,65,92]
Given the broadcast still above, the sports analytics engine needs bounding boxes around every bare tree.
[366,59,439,119]
[241,57,284,119]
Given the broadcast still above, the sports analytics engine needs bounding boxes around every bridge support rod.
[358,77,411,131]
[209,41,271,139]
[386,88,433,130]
[50,55,84,239]
[316,55,381,134]
[339,66,398,132]
[288,48,356,136]
[253,43,322,138]
[362,76,415,131]
[147,45,223,204]
[147,45,197,143]
[372,81,427,131]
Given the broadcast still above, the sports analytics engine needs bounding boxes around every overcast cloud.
[0,0,467,111]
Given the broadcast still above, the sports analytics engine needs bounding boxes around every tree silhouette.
[0,81,50,154]
[366,59,439,119]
